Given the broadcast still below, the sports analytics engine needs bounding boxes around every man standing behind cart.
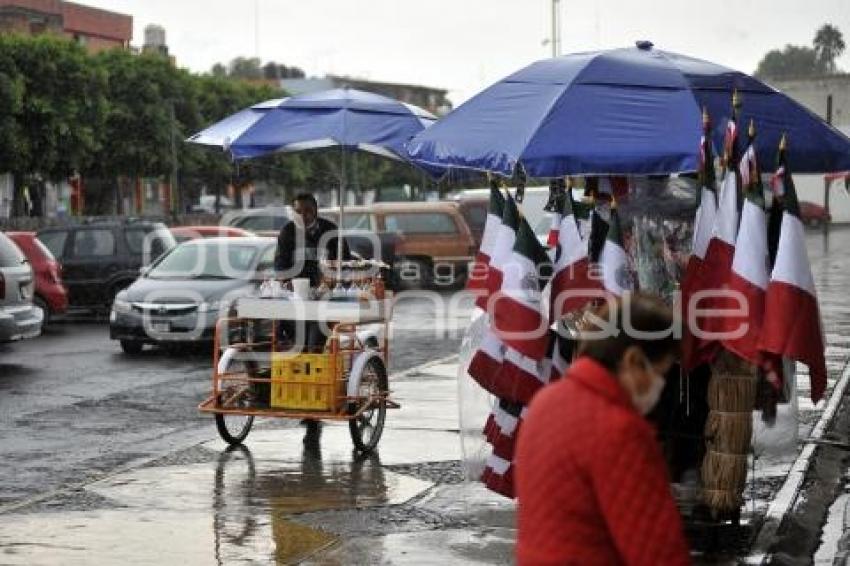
[274,192,350,446]
[275,192,350,290]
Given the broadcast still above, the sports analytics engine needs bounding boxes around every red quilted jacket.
[516,357,691,565]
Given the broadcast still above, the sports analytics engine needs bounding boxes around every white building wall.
[771,77,850,223]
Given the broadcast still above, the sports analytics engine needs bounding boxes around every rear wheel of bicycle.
[349,357,388,452]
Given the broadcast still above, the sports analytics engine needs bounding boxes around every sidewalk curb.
[751,360,850,563]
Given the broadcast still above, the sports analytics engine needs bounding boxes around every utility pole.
[550,0,561,57]
[169,101,179,216]
[824,94,833,239]
[254,0,260,59]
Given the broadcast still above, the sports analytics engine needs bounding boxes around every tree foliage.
[814,23,846,73]
[211,56,306,80]
[0,35,445,216]
[755,23,845,80]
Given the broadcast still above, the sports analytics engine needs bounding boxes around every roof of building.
[0,0,131,41]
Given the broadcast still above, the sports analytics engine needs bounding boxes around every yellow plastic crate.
[270,352,346,411]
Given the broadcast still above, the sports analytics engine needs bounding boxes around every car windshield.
[321,211,370,230]
[235,215,287,232]
[0,234,25,267]
[148,242,262,279]
[126,226,177,263]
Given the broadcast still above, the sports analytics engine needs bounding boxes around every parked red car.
[170,225,254,243]
[7,231,68,324]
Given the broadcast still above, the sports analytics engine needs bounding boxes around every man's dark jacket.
[274,217,350,286]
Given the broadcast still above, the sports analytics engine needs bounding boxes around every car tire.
[393,258,433,290]
[33,295,50,327]
[120,340,144,355]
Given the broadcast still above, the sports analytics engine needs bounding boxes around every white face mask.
[631,362,666,416]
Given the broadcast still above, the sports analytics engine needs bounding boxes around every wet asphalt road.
[0,291,473,509]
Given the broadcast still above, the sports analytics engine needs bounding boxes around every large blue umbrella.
[405,42,850,177]
[188,87,438,276]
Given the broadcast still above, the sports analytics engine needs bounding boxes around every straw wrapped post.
[700,350,757,517]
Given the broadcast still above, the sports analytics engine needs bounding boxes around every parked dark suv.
[37,220,176,312]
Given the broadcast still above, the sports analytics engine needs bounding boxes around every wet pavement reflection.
[0,435,435,564]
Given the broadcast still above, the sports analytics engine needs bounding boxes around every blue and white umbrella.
[188,88,436,162]
[188,87,438,275]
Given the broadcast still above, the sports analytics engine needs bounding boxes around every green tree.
[0,35,108,215]
[755,44,823,80]
[814,23,846,73]
[227,57,263,80]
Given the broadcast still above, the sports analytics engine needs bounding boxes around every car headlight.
[197,300,223,313]
[112,298,132,314]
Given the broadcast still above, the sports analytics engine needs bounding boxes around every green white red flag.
[688,117,741,368]
[759,139,828,402]
[681,112,718,370]
[470,182,506,310]
[720,133,769,364]
[598,205,632,296]
[550,187,601,320]
[492,216,553,360]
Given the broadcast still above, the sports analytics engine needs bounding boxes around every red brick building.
[0,0,131,52]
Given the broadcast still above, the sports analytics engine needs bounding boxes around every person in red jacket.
[516,292,690,565]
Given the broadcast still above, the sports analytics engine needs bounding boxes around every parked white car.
[0,232,43,341]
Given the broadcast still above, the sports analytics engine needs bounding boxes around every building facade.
[281,75,453,116]
[770,76,850,222]
[0,0,131,52]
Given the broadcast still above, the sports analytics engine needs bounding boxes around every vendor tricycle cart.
[198,294,398,452]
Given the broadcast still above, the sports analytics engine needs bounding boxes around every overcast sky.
[83,0,850,105]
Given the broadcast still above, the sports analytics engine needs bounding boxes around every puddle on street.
[0,428,435,565]
[308,527,515,565]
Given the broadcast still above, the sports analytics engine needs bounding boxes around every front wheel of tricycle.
[349,357,388,453]
[215,392,255,446]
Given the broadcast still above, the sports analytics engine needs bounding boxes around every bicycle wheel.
[215,387,255,446]
[349,357,388,452]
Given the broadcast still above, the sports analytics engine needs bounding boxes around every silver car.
[109,237,276,354]
[0,233,43,341]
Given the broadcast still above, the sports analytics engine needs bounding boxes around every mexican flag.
[681,116,719,370]
[492,217,553,360]
[759,140,828,402]
[694,118,741,362]
[546,179,564,248]
[721,140,768,364]
[470,183,506,309]
[467,327,507,397]
[598,205,632,296]
[468,192,519,397]
[480,192,521,315]
[550,188,601,320]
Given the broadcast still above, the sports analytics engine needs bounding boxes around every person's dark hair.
[293,192,318,209]
[577,292,678,372]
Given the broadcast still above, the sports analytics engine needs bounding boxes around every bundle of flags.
[466,175,633,497]
[679,104,827,402]
[466,180,557,497]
